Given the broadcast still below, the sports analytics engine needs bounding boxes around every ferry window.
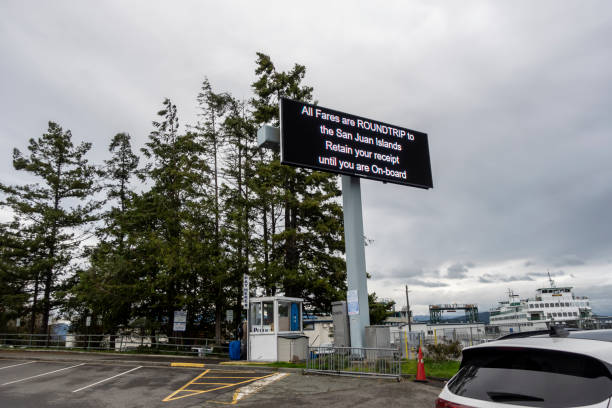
[545,303,549,307]
[587,302,590,306]
[555,303,560,307]
[529,304,533,308]
[573,312,578,316]
[563,312,568,317]
[565,302,569,307]
[547,314,552,318]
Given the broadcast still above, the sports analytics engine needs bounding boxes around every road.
[0,350,440,407]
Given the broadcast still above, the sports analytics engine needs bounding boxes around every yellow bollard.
[434,329,437,345]
[404,330,409,360]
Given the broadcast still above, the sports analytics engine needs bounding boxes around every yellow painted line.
[211,372,290,405]
[163,369,209,402]
[220,361,269,365]
[170,362,205,368]
[162,371,276,402]
[191,382,237,385]
[199,376,252,379]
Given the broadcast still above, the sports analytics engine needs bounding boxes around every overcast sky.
[2,1,611,316]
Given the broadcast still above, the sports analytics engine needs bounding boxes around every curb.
[0,349,303,373]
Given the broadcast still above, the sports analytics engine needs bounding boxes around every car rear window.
[447,347,612,407]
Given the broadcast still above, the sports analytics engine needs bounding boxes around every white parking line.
[0,361,35,370]
[1,363,85,386]
[72,366,142,393]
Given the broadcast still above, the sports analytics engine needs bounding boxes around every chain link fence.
[391,327,500,359]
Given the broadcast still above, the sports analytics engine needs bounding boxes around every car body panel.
[438,384,610,408]
[437,329,612,408]
[464,337,612,364]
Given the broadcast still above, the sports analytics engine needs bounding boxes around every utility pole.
[405,285,412,332]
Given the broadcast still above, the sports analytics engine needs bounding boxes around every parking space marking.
[211,372,290,405]
[1,363,85,386]
[0,361,35,370]
[72,366,142,393]
[170,362,205,367]
[163,369,210,402]
[162,370,276,402]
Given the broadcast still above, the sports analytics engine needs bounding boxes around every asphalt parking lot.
[0,352,441,407]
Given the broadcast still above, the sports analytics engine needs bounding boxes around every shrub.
[425,340,461,361]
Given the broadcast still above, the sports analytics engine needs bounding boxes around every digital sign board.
[280,98,433,189]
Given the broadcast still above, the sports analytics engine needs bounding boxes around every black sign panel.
[280,98,433,189]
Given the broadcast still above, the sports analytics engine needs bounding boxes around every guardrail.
[0,333,229,357]
[305,345,401,380]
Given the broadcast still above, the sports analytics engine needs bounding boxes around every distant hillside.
[413,312,490,324]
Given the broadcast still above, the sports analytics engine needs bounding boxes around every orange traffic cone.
[415,346,427,382]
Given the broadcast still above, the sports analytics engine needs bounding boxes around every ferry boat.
[488,275,594,335]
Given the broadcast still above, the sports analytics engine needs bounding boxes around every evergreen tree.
[0,221,37,331]
[69,133,140,334]
[139,98,213,337]
[369,293,395,325]
[220,97,258,326]
[250,53,346,312]
[0,122,99,333]
[195,79,232,341]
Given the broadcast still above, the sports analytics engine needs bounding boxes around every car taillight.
[435,398,475,408]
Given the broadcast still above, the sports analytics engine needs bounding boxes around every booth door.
[291,303,299,331]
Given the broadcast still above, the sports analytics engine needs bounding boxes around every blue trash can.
[229,340,241,360]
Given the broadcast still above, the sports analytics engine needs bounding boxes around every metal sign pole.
[342,175,370,348]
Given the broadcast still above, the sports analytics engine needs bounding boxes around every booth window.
[262,301,274,331]
[278,301,290,332]
[250,302,262,332]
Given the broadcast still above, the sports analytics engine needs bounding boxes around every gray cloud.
[553,255,586,267]
[2,1,612,311]
[480,273,534,283]
[527,270,566,278]
[446,262,472,279]
[405,278,449,288]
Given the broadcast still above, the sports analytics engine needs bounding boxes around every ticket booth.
[248,296,307,362]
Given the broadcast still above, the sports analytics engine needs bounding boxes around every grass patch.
[401,358,460,379]
[247,361,306,369]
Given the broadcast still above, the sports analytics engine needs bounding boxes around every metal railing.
[306,345,401,380]
[0,333,229,357]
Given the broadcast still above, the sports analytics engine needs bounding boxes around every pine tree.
[250,53,346,312]
[0,122,99,333]
[220,97,258,327]
[195,79,232,341]
[139,98,213,337]
[69,132,140,334]
[0,221,37,331]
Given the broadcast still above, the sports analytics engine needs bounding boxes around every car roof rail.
[496,330,550,340]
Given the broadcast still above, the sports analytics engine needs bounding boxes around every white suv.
[436,329,612,407]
